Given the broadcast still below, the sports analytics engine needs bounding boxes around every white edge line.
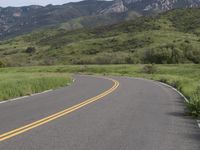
[30,90,53,97]
[156,81,200,128]
[126,77,188,102]
[125,76,200,129]
[0,90,53,104]
[197,120,200,128]
[158,82,189,103]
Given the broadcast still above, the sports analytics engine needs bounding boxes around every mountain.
[0,8,200,66]
[0,0,113,39]
[1,0,200,40]
[123,0,200,13]
[100,0,128,14]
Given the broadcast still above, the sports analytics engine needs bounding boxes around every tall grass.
[186,86,200,117]
[0,73,71,101]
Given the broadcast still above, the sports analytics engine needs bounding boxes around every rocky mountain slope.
[123,0,200,12]
[0,0,114,40]
[0,0,200,40]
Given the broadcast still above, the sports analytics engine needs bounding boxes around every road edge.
[156,81,200,129]
[124,76,200,129]
[0,90,53,104]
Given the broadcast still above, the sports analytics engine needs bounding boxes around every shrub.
[142,64,158,74]
[143,47,171,64]
[185,49,200,64]
[0,60,6,68]
[143,44,184,64]
[125,56,135,64]
[171,48,184,63]
[25,47,36,53]
[82,49,100,55]
[181,43,200,63]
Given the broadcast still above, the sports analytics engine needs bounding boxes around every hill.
[0,8,200,66]
[1,0,200,40]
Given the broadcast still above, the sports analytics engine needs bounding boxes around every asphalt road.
[0,75,199,150]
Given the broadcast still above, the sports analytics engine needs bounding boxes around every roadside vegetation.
[0,64,199,118]
[0,72,71,101]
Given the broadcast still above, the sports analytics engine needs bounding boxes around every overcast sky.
[0,0,82,7]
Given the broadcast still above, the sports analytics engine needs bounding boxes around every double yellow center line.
[0,76,119,142]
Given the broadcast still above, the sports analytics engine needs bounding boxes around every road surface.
[0,75,199,150]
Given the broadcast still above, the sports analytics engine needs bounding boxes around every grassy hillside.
[1,64,199,117]
[0,8,200,66]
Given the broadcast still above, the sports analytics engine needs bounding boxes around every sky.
[0,0,82,7]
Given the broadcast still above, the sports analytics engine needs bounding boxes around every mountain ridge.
[0,0,200,40]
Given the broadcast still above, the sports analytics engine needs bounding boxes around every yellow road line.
[0,76,119,142]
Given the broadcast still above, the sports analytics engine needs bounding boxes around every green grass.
[0,72,71,101]
[1,64,199,117]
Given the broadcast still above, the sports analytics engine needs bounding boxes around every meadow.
[0,64,199,117]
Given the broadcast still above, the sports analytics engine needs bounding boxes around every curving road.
[0,75,199,150]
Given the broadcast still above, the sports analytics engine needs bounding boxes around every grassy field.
[0,64,199,117]
[0,72,71,101]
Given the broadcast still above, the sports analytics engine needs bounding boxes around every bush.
[185,49,200,64]
[25,47,36,53]
[143,47,171,64]
[0,60,6,68]
[181,43,200,63]
[82,49,100,55]
[143,44,183,64]
[95,53,112,64]
[125,56,135,64]
[142,64,158,74]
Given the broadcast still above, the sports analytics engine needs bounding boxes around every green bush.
[82,49,100,55]
[0,60,6,68]
[180,43,200,63]
[142,64,158,74]
[25,47,36,53]
[95,53,113,64]
[185,48,200,64]
[143,44,184,64]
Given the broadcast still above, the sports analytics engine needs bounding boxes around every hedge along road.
[0,75,199,150]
